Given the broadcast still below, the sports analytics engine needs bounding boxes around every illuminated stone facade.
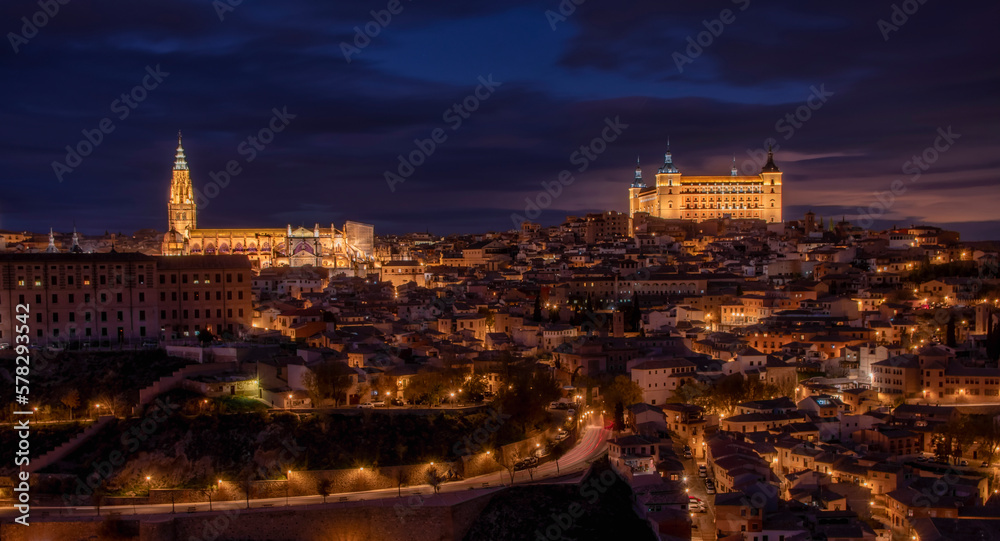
[628,146,783,223]
[161,136,376,272]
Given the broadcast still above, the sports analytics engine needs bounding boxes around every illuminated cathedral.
[628,144,783,223]
[161,135,376,272]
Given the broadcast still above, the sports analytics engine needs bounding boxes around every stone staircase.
[24,415,115,473]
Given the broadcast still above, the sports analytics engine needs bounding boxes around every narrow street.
[681,452,717,541]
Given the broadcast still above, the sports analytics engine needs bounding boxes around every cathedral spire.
[174,131,188,171]
[632,156,645,187]
[731,154,738,176]
[46,228,58,253]
[71,226,83,253]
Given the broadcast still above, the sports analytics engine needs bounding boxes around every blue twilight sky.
[0,0,998,239]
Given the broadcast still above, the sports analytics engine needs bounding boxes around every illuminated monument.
[628,144,783,223]
[161,135,375,272]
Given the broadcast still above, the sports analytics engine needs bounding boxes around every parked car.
[698,466,708,478]
[567,409,576,416]
[534,446,551,458]
[357,403,374,409]
[689,497,706,513]
[705,484,716,494]
[982,461,990,468]
[683,450,692,459]
[0,343,8,350]
[960,459,969,467]
[371,401,385,407]
[549,401,561,409]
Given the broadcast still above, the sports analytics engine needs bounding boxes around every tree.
[197,329,215,346]
[405,369,448,405]
[95,393,128,418]
[372,374,398,403]
[965,415,1000,465]
[464,374,488,403]
[601,375,643,413]
[393,469,407,497]
[237,465,257,509]
[425,466,444,494]
[550,441,568,474]
[533,295,543,322]
[303,361,355,407]
[671,380,710,408]
[317,478,332,503]
[987,312,1000,364]
[479,307,496,334]
[493,450,518,486]
[613,402,625,432]
[61,389,80,420]
[628,291,641,331]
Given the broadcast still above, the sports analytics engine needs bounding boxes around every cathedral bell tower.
[167,132,197,236]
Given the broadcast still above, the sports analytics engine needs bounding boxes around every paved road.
[682,453,717,541]
[3,425,610,520]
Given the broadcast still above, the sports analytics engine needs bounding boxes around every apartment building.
[156,255,253,338]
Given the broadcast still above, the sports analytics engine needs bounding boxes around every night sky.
[1,0,998,239]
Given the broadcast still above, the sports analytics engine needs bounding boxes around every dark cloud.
[0,0,997,240]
